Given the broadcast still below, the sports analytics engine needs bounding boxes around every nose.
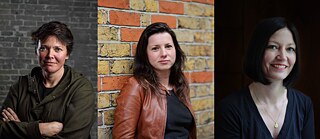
[46,49,54,59]
[276,48,286,60]
[160,47,167,57]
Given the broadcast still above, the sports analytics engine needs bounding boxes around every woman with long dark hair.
[113,22,197,139]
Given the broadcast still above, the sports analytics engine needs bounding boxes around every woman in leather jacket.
[0,21,95,139]
[113,22,197,139]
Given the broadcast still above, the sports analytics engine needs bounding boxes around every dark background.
[215,0,320,138]
[0,0,97,138]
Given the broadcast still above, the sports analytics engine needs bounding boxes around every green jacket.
[0,65,95,139]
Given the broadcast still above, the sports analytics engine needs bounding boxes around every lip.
[158,60,170,64]
[43,61,56,65]
[271,64,287,70]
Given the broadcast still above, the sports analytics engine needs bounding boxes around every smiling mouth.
[272,64,287,69]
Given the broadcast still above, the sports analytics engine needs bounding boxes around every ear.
[66,55,69,60]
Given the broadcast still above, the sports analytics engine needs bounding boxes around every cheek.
[38,53,46,60]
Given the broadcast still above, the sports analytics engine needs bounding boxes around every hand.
[39,122,63,137]
[2,107,21,122]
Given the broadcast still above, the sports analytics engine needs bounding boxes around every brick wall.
[97,0,214,138]
[0,0,97,138]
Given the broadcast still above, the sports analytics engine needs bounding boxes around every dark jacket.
[0,65,95,139]
[112,77,197,139]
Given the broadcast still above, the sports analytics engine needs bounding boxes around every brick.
[189,85,196,98]
[199,18,212,30]
[99,43,130,57]
[98,76,101,91]
[145,0,158,12]
[189,45,210,56]
[130,0,145,11]
[195,58,207,70]
[121,28,144,42]
[98,26,119,41]
[97,111,103,126]
[190,71,213,83]
[204,5,214,17]
[101,75,131,91]
[110,59,133,74]
[191,97,213,111]
[208,0,214,5]
[111,93,119,106]
[209,83,214,95]
[98,127,112,139]
[207,58,214,70]
[178,16,200,29]
[194,32,205,43]
[185,58,195,70]
[141,14,151,27]
[180,44,189,56]
[109,10,140,26]
[205,32,214,43]
[98,0,129,9]
[98,9,108,24]
[98,60,109,75]
[151,15,176,28]
[192,0,208,4]
[197,124,214,138]
[159,1,184,14]
[104,109,115,125]
[185,3,207,16]
[198,111,214,125]
[131,43,138,56]
[174,30,194,42]
[196,85,209,97]
[98,93,111,108]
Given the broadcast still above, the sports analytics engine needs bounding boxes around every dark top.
[165,90,193,139]
[38,69,67,100]
[215,87,315,139]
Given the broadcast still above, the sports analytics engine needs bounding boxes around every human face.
[147,32,176,74]
[38,36,69,74]
[262,27,296,82]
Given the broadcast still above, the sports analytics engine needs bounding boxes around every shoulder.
[217,87,251,116]
[288,88,313,106]
[120,77,143,96]
[219,88,250,107]
[67,66,93,87]
[116,76,144,104]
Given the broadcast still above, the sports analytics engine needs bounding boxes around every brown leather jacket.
[112,77,197,139]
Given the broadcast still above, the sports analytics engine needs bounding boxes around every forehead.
[148,32,173,44]
[42,36,66,46]
[269,28,294,42]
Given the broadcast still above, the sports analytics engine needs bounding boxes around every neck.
[155,70,171,90]
[42,67,65,88]
[250,82,286,105]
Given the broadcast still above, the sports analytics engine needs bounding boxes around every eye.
[287,47,296,52]
[54,47,63,52]
[267,45,278,50]
[165,44,172,48]
[151,46,159,51]
[38,46,47,52]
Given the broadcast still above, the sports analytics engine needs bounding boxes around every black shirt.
[165,90,193,139]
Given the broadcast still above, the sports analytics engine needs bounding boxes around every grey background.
[0,0,97,138]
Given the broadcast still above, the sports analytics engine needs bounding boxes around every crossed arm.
[2,107,63,137]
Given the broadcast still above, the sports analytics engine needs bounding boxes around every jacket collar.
[27,65,79,103]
